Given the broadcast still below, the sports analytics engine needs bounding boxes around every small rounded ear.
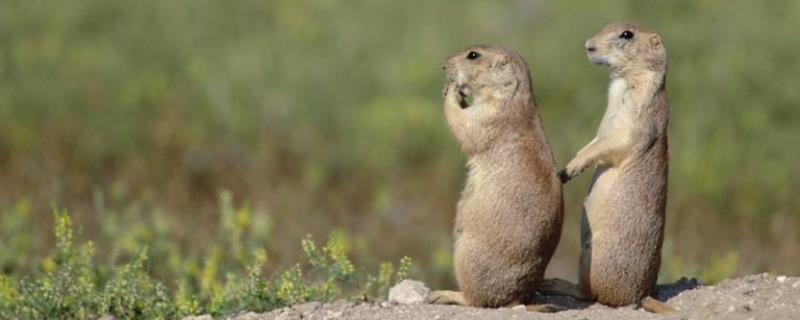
[490,55,511,69]
[649,34,662,47]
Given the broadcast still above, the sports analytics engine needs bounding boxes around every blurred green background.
[1,0,799,291]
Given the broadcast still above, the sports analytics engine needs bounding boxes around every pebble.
[777,275,787,283]
[388,279,431,304]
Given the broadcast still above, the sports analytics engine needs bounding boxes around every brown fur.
[431,45,563,308]
[561,23,669,307]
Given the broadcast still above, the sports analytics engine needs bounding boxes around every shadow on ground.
[534,277,703,311]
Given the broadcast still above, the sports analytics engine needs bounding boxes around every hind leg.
[426,290,468,306]
[639,296,674,314]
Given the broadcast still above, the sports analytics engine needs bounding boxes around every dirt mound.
[226,274,800,320]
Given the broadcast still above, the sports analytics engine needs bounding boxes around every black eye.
[619,30,634,40]
[466,51,481,60]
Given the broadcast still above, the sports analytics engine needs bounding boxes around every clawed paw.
[426,290,467,305]
[562,157,587,181]
[425,292,441,304]
[557,170,571,183]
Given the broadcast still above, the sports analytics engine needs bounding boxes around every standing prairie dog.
[556,23,671,311]
[428,45,563,311]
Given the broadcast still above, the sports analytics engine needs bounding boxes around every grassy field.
[1,0,799,318]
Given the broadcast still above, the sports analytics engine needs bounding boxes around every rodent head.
[442,45,531,109]
[584,22,667,76]
[441,45,539,155]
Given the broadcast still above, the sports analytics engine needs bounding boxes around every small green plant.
[0,205,415,319]
[102,249,178,319]
[363,255,412,299]
[232,249,279,312]
[13,210,104,319]
[301,233,356,300]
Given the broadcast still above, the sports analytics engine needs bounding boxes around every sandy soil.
[224,274,800,320]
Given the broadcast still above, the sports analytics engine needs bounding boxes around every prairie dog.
[428,45,563,310]
[557,23,669,309]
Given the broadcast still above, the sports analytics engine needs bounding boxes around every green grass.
[0,204,411,319]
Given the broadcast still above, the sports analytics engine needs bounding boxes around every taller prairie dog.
[552,22,671,313]
[428,45,563,311]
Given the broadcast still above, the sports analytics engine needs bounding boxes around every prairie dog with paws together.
[429,45,563,312]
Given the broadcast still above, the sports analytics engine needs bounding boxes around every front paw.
[558,170,571,183]
[563,157,587,181]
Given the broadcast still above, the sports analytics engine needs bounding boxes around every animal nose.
[442,54,459,71]
[584,39,596,52]
[442,60,455,71]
